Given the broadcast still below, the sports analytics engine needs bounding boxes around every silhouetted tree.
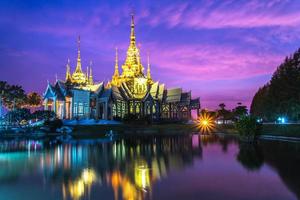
[251,48,300,121]
[217,103,232,124]
[25,92,42,108]
[233,102,248,121]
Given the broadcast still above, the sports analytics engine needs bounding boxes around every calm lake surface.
[0,134,299,200]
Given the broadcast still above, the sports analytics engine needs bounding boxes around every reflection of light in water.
[81,168,97,184]
[134,165,150,190]
[62,168,97,200]
[67,180,85,200]
[110,171,138,200]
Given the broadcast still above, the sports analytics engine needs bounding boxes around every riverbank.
[0,123,200,139]
[215,124,300,137]
[1,123,300,140]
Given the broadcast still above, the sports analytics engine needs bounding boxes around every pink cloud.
[144,43,283,81]
[142,1,300,29]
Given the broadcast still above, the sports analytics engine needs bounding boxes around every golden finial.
[78,35,80,50]
[86,66,89,80]
[147,52,151,79]
[113,47,119,77]
[75,35,82,73]
[130,13,136,45]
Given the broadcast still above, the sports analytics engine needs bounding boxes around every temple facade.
[43,15,200,121]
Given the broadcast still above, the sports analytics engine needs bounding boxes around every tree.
[251,48,300,121]
[25,92,42,108]
[217,103,232,124]
[0,81,27,110]
[235,115,262,142]
[233,102,248,120]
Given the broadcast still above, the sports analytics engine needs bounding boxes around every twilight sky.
[1,0,300,109]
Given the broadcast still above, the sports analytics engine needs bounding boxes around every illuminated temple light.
[197,113,215,133]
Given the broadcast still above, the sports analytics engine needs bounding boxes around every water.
[0,134,299,200]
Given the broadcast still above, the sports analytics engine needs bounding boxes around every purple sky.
[1,0,300,109]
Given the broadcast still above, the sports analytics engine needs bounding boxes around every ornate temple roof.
[165,88,182,103]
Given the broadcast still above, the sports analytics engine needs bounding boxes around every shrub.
[44,118,63,132]
[235,115,262,142]
[31,110,56,120]
[5,108,31,126]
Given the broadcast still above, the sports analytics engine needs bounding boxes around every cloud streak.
[142,1,300,29]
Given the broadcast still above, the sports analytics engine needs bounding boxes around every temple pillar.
[104,101,108,120]
[63,101,66,119]
[95,99,99,119]
[53,98,57,114]
[44,99,48,110]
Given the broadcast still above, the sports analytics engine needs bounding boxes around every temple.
[43,15,200,121]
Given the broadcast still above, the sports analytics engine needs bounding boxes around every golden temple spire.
[111,48,120,86]
[113,47,119,77]
[89,61,94,85]
[121,13,145,78]
[147,53,151,79]
[72,36,87,85]
[65,58,72,82]
[75,36,82,73]
[86,66,89,80]
[130,13,136,46]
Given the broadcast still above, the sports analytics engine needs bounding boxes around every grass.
[2,122,300,139]
[71,123,199,136]
[215,123,300,138]
[261,124,300,138]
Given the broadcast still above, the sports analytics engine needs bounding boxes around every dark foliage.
[232,102,248,121]
[251,49,300,121]
[5,108,31,126]
[44,119,63,132]
[32,110,56,120]
[235,115,262,142]
[0,81,27,109]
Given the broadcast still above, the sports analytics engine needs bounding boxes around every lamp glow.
[197,113,215,133]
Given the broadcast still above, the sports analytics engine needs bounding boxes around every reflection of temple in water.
[2,136,299,200]
[39,136,203,200]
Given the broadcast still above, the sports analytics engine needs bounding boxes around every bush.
[31,110,56,120]
[5,108,31,126]
[235,115,262,142]
[44,118,63,132]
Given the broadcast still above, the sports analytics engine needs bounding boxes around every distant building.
[43,15,200,121]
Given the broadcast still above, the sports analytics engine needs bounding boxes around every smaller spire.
[130,13,136,46]
[75,36,82,73]
[89,61,93,85]
[86,66,89,80]
[147,52,151,79]
[65,58,72,82]
[114,47,119,77]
